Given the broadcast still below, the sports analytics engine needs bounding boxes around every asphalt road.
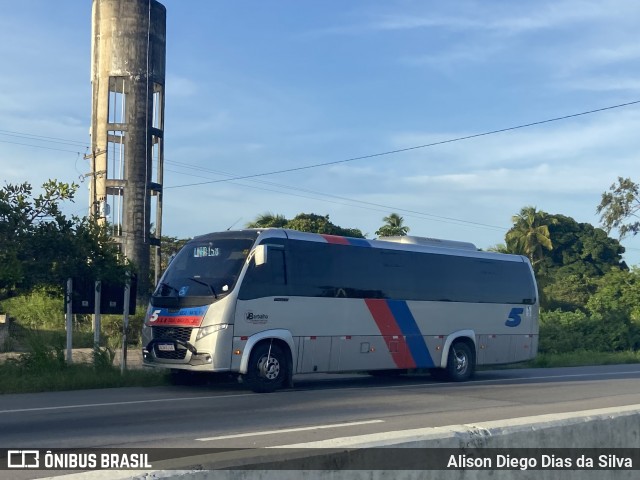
[1,364,640,453]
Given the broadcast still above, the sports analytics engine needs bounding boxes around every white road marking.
[195,419,385,442]
[0,393,257,414]
[363,369,640,392]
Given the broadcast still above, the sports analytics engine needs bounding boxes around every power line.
[0,129,88,147]
[4,99,639,169]
[0,138,86,154]
[165,160,507,231]
[165,99,640,189]
[6,129,487,230]
[4,99,640,234]
[1,128,505,230]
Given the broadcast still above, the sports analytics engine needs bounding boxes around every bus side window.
[265,249,286,285]
[239,248,287,299]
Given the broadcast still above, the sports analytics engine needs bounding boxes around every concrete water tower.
[89,0,166,300]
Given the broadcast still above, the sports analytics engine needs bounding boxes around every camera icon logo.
[7,450,40,469]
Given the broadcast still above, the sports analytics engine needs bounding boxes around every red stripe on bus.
[150,316,202,327]
[320,234,350,245]
[364,299,416,369]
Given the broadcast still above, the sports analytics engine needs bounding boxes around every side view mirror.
[254,245,267,266]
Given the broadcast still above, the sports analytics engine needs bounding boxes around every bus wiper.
[187,277,217,299]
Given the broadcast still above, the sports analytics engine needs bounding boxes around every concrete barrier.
[41,404,640,480]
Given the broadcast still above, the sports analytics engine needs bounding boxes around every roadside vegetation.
[1,178,640,394]
[528,350,640,368]
[0,347,168,395]
[0,289,168,394]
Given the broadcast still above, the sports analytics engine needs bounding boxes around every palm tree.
[505,206,556,265]
[245,212,288,229]
[486,243,511,254]
[375,213,410,237]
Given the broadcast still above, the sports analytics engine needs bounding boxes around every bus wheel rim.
[258,356,280,380]
[454,350,467,373]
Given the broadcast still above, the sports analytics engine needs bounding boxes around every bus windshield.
[152,237,254,307]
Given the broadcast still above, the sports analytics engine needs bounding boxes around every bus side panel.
[530,334,539,360]
[477,334,536,365]
[298,336,332,373]
[235,297,402,373]
[477,334,511,364]
[329,335,401,372]
[233,296,537,373]
[423,335,446,368]
[508,333,535,363]
[406,301,537,365]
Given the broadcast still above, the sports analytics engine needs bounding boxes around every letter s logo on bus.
[505,308,524,327]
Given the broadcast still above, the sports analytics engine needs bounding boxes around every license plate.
[158,343,175,352]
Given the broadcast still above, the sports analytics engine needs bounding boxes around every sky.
[1,0,640,265]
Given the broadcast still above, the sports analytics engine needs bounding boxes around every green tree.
[597,177,640,238]
[486,243,512,254]
[0,180,74,291]
[0,181,127,299]
[286,213,365,238]
[375,213,410,237]
[505,206,557,266]
[538,214,625,278]
[245,212,365,238]
[586,268,640,350]
[587,268,640,323]
[245,212,288,229]
[541,272,598,312]
[535,213,625,311]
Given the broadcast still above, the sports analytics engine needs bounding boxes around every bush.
[92,345,117,371]
[7,330,66,373]
[102,313,144,346]
[540,309,640,354]
[0,287,65,330]
[0,289,146,352]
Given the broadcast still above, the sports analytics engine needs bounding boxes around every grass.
[0,330,169,394]
[0,362,169,394]
[526,350,640,368]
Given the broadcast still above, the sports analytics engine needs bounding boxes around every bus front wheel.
[244,342,287,393]
[446,341,475,382]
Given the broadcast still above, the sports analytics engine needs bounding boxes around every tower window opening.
[108,76,128,124]
[107,131,125,180]
[152,82,163,130]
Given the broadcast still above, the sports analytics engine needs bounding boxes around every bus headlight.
[196,323,229,341]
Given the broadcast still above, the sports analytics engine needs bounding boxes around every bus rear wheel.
[244,342,287,393]
[446,341,475,381]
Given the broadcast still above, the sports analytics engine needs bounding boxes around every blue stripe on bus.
[386,300,434,368]
[347,237,372,247]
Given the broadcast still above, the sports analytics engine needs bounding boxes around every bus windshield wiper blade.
[187,277,218,299]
